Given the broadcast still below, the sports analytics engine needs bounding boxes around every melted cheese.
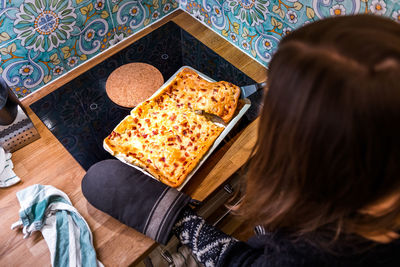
[104,68,240,187]
[104,93,223,187]
[166,68,240,123]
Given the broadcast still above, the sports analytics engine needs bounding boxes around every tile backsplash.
[0,0,179,98]
[181,0,399,66]
[0,0,399,98]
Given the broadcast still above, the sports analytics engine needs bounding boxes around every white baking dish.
[104,66,251,190]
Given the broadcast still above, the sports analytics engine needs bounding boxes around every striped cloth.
[0,147,20,187]
[11,184,103,267]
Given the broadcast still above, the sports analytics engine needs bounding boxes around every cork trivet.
[106,63,164,107]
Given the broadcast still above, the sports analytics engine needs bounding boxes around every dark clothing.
[173,208,400,267]
[81,160,400,266]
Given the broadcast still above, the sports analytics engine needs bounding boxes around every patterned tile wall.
[0,0,179,98]
[1,0,398,98]
[180,0,400,67]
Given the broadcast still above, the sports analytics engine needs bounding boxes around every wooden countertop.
[0,11,266,266]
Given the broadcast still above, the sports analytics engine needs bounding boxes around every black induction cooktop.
[30,22,261,171]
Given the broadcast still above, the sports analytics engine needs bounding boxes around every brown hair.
[237,15,400,244]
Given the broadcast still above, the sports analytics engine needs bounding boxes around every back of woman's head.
[240,15,400,241]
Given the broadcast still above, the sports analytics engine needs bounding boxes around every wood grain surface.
[0,10,267,266]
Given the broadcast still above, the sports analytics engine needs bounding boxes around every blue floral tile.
[368,0,394,16]
[0,0,24,46]
[183,0,292,65]
[225,0,271,27]
[268,0,308,29]
[108,0,179,40]
[0,39,65,98]
[0,0,113,97]
[391,2,400,23]
[12,1,74,53]
[2,0,399,100]
[56,0,115,73]
[182,0,399,67]
[307,0,391,19]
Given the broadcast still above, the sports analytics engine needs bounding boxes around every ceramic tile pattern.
[30,22,257,170]
[0,0,179,98]
[1,0,399,98]
[180,0,399,66]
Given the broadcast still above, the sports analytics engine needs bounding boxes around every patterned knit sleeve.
[172,207,237,266]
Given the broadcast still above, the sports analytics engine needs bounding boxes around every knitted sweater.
[173,208,400,267]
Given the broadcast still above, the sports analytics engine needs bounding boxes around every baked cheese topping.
[104,68,239,187]
[165,68,240,123]
[105,94,223,187]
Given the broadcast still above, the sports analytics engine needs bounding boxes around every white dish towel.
[11,184,103,267]
[0,146,20,187]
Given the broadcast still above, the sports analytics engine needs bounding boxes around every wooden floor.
[0,10,267,267]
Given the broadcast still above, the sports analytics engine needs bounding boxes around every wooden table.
[0,11,266,266]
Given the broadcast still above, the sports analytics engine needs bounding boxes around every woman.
[82,14,400,266]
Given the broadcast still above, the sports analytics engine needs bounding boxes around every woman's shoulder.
[245,229,400,267]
